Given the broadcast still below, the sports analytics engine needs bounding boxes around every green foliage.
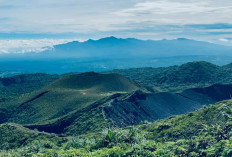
[100,127,145,148]
[2,65,232,156]
[0,73,59,102]
[110,61,232,92]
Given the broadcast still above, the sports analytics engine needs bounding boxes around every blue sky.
[0,0,232,53]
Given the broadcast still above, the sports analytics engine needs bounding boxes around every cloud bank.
[0,39,77,53]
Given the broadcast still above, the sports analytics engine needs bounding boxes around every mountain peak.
[47,72,139,93]
[98,36,118,41]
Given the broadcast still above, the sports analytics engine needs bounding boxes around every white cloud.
[197,29,232,33]
[219,38,229,42]
[116,1,212,15]
[0,0,134,33]
[114,0,232,25]
[0,39,80,53]
[215,38,232,46]
[0,0,231,34]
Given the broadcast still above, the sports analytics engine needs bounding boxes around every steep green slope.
[110,61,232,92]
[25,94,123,135]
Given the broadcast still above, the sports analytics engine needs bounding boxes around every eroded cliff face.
[103,84,232,127]
[103,90,201,127]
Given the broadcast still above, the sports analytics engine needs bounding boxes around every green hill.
[109,61,232,92]
[47,72,139,93]
[2,72,139,127]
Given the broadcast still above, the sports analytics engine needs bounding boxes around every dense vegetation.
[110,61,232,92]
[1,61,232,156]
[0,73,59,102]
[1,99,232,156]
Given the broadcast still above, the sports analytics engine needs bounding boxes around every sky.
[0,0,232,53]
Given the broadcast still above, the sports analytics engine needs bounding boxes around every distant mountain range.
[50,37,232,58]
[1,37,232,75]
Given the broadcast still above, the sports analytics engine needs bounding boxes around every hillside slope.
[3,72,139,126]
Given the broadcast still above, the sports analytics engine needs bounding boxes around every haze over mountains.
[1,37,232,76]
[50,37,232,58]
[4,37,232,57]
